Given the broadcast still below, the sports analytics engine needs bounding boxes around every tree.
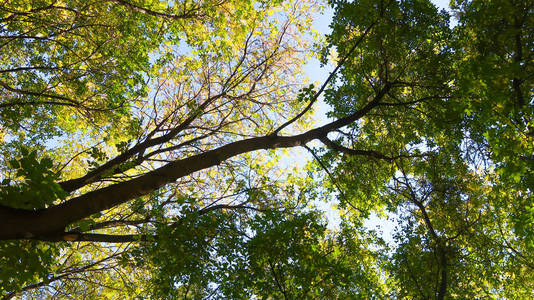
[0,0,532,298]
[319,0,533,298]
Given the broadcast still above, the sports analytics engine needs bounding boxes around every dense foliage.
[0,0,532,298]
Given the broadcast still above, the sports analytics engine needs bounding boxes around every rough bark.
[0,86,389,241]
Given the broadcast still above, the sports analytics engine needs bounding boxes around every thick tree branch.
[59,93,226,193]
[0,84,390,240]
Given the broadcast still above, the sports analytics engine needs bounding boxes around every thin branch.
[303,145,345,198]
[273,21,376,135]
[110,0,203,20]
[320,136,430,162]
[268,259,288,300]
[70,218,151,233]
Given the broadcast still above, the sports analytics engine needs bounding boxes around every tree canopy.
[0,0,532,298]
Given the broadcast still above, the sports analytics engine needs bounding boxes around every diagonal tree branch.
[273,21,376,135]
[0,83,391,240]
